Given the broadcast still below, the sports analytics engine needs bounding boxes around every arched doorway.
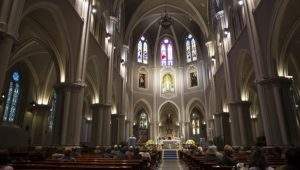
[159,102,179,139]
[133,109,149,144]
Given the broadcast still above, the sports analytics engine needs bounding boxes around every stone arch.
[185,98,205,122]
[133,99,152,120]
[20,1,72,82]
[158,101,180,122]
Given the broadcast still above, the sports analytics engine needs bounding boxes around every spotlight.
[92,6,97,14]
[238,0,244,6]
[1,94,4,99]
[105,33,111,40]
[223,28,230,37]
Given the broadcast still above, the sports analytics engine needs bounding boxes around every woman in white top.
[249,147,274,170]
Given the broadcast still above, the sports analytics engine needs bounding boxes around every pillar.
[184,121,190,141]
[111,114,118,145]
[0,0,25,93]
[30,104,50,146]
[215,112,231,145]
[257,76,300,146]
[230,101,253,146]
[101,105,111,145]
[118,114,125,143]
[125,120,131,140]
[91,104,104,146]
[0,34,14,94]
[53,83,85,146]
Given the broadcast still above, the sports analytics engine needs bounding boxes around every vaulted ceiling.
[123,0,210,44]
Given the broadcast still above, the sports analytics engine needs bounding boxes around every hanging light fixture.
[159,1,174,29]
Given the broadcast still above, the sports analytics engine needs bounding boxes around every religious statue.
[139,73,146,88]
[190,72,198,87]
[162,73,174,93]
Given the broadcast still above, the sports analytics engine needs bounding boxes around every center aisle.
[158,149,188,170]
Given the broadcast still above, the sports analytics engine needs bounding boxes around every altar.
[160,139,181,149]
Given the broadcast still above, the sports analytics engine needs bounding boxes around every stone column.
[214,113,222,138]
[91,104,104,146]
[215,112,231,145]
[184,121,190,140]
[125,120,131,140]
[30,104,50,146]
[101,105,111,145]
[117,114,125,143]
[111,114,118,145]
[228,103,242,146]
[257,76,300,145]
[230,101,253,146]
[54,83,85,146]
[0,34,14,94]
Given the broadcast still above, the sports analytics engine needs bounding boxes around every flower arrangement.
[145,139,156,150]
[185,139,196,145]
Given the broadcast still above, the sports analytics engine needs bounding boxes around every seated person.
[193,146,204,156]
[125,146,135,160]
[205,145,222,162]
[276,147,300,170]
[61,149,76,161]
[219,145,237,166]
[249,147,274,170]
[51,149,64,160]
[0,150,13,170]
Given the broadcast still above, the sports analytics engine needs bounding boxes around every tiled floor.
[158,159,188,170]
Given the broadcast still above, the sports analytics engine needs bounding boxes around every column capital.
[256,76,293,86]
[55,82,86,90]
[215,10,224,20]
[30,104,50,112]
[110,16,118,23]
[215,112,230,117]
[0,32,16,42]
[229,100,251,106]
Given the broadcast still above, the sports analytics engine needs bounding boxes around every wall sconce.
[238,0,244,6]
[223,28,230,38]
[91,6,97,14]
[105,33,112,40]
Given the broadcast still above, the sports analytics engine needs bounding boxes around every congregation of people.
[1,141,300,169]
[180,144,300,170]
[0,143,161,170]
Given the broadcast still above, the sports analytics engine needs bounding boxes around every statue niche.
[162,73,175,94]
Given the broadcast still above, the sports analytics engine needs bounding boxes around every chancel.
[0,0,300,170]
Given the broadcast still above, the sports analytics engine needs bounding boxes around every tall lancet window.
[137,36,148,64]
[48,91,57,132]
[161,38,173,66]
[3,71,21,122]
[186,34,197,63]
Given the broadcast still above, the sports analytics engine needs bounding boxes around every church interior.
[0,0,300,169]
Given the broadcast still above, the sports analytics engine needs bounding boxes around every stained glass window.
[186,34,197,63]
[48,91,57,132]
[3,71,21,122]
[137,36,148,64]
[161,38,173,66]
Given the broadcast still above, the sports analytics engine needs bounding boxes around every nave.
[1,0,300,169]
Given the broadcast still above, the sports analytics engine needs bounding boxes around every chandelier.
[159,2,174,29]
[160,13,174,29]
